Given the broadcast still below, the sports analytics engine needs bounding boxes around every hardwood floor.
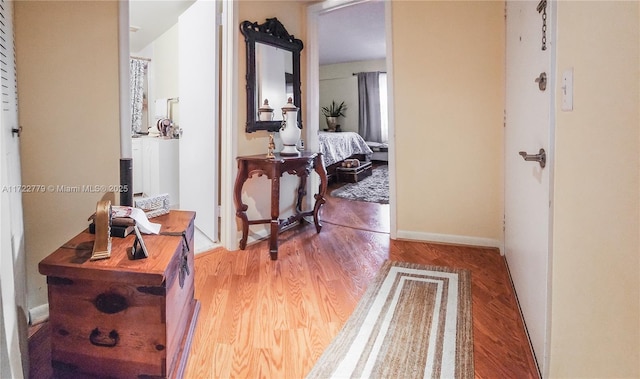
[321,176,390,233]
[28,193,539,378]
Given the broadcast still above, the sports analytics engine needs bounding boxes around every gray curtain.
[130,58,147,134]
[357,72,382,142]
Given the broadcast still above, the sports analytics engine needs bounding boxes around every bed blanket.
[318,131,373,167]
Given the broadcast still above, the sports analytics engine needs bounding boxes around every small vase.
[325,116,338,131]
[258,99,274,121]
[280,98,300,156]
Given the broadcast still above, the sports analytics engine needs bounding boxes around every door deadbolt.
[535,72,547,91]
[519,148,546,168]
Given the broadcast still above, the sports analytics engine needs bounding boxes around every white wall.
[152,24,180,124]
[136,23,181,127]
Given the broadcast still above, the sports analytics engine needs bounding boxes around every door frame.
[306,0,397,238]
[0,0,27,376]
[118,1,237,251]
[543,1,556,372]
[219,0,238,251]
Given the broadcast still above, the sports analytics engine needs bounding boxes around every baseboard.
[194,242,222,255]
[396,230,504,254]
[28,303,49,326]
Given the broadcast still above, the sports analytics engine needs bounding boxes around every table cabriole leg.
[296,174,308,215]
[270,175,281,260]
[233,161,250,250]
[312,155,328,233]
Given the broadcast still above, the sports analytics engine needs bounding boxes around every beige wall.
[391,1,505,245]
[237,1,504,248]
[15,2,639,374]
[551,1,640,376]
[16,1,120,309]
[238,0,307,156]
[237,1,308,236]
[319,59,386,134]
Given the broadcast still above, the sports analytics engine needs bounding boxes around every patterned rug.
[306,261,474,379]
[331,165,389,204]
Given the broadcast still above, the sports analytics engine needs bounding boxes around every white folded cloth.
[112,206,161,234]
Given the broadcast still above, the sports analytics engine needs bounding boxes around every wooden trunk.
[336,161,373,183]
[39,211,200,379]
[326,153,370,183]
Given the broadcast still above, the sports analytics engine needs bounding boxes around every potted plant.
[322,100,347,131]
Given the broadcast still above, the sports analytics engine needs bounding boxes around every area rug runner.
[331,165,389,204]
[306,261,473,379]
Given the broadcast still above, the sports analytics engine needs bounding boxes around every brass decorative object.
[266,133,276,158]
[90,200,112,261]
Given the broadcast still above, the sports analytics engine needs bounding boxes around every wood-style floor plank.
[28,191,539,378]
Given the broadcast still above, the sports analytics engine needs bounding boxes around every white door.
[505,0,554,374]
[0,0,27,376]
[179,0,218,251]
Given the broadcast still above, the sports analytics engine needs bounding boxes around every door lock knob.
[535,72,547,91]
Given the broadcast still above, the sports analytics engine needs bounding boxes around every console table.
[233,152,328,260]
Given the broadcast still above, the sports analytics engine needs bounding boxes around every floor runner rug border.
[306,260,474,379]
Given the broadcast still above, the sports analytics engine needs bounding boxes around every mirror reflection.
[255,42,293,122]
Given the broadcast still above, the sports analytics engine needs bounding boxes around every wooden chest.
[39,211,199,379]
[336,161,373,183]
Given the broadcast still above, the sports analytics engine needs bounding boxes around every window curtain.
[357,72,383,143]
[130,58,147,134]
[378,73,389,143]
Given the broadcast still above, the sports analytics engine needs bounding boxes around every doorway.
[307,0,395,235]
[128,0,219,252]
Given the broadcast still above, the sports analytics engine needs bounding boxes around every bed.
[366,141,389,162]
[318,131,373,181]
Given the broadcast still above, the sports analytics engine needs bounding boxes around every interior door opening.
[128,0,220,252]
[314,0,392,233]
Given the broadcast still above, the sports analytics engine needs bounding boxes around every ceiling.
[129,0,386,64]
[318,1,386,65]
[129,0,195,53]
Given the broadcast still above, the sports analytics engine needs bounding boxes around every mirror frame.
[240,18,303,133]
